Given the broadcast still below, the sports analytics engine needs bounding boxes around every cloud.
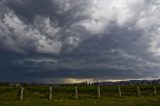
[0,7,62,54]
[0,0,160,83]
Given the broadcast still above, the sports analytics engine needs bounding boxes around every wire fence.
[0,85,160,101]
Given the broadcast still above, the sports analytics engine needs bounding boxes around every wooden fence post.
[137,86,140,96]
[20,87,24,101]
[153,86,157,96]
[97,86,101,99]
[75,86,78,99]
[49,86,52,100]
[118,86,122,97]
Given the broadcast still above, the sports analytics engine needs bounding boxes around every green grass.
[1,85,160,106]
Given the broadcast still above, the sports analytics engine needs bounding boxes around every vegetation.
[1,84,160,106]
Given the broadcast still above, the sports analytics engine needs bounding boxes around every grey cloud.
[0,0,160,83]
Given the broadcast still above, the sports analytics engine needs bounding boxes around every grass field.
[1,84,160,106]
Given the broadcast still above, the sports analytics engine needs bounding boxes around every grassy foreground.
[1,96,160,106]
[1,85,160,106]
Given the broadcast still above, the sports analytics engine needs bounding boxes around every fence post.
[49,86,52,100]
[153,86,157,96]
[137,86,140,96]
[118,86,122,97]
[20,87,24,101]
[97,86,101,99]
[75,86,78,99]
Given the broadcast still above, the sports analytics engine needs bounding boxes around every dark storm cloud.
[0,0,160,83]
[4,0,90,27]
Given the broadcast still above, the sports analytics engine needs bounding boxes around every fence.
[0,85,160,101]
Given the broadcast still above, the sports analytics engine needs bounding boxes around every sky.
[0,0,160,84]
